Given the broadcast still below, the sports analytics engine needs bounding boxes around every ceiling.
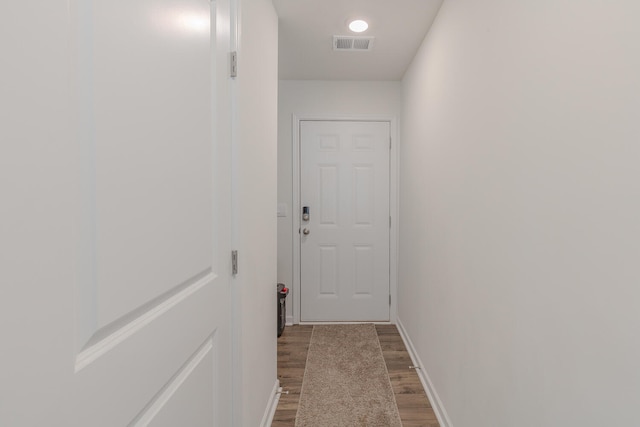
[272,0,444,81]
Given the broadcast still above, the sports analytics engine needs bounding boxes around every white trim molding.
[76,270,215,372]
[396,317,453,427]
[130,337,215,426]
[291,114,399,324]
[260,379,281,427]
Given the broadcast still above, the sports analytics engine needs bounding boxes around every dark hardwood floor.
[272,324,440,427]
[272,325,313,426]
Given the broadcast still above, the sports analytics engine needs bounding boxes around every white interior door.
[300,121,390,322]
[1,1,233,425]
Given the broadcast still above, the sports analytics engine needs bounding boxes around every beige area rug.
[295,324,402,427]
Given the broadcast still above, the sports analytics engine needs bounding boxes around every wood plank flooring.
[272,324,440,427]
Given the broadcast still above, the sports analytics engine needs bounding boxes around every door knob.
[302,228,310,235]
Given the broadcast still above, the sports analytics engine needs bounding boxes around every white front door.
[300,121,390,322]
[1,1,233,425]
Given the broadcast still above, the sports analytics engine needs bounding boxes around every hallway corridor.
[273,325,440,426]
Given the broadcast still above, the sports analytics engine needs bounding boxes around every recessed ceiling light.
[348,20,368,33]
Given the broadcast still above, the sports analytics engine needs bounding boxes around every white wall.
[277,80,402,321]
[399,1,640,426]
[232,0,279,425]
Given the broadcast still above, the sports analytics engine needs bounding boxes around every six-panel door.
[300,121,391,322]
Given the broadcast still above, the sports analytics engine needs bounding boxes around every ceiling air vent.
[333,36,375,52]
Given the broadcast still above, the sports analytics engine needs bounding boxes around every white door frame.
[291,114,399,324]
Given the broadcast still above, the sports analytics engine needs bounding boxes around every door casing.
[291,114,399,324]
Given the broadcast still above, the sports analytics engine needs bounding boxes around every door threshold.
[298,321,394,325]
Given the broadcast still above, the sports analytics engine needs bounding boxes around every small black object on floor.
[277,283,289,337]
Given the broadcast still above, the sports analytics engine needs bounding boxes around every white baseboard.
[286,315,294,326]
[260,379,281,427]
[396,317,453,427]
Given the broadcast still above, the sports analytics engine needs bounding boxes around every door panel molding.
[128,335,215,426]
[75,270,215,372]
[292,115,399,324]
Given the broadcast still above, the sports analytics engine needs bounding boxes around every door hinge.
[230,51,238,78]
[232,250,238,275]
[389,294,391,306]
[389,216,392,228]
[389,136,392,149]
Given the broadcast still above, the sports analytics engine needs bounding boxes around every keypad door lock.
[302,206,310,222]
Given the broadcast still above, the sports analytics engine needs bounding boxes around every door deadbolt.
[302,206,310,221]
